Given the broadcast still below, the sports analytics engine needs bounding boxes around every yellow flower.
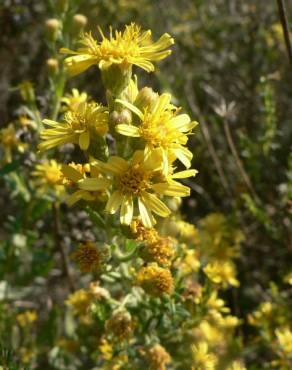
[72,241,103,273]
[78,150,194,227]
[116,93,198,172]
[39,102,108,151]
[65,289,92,316]
[180,249,200,275]
[0,123,26,163]
[141,236,175,267]
[131,219,159,244]
[227,361,247,370]
[60,23,174,76]
[147,344,171,370]
[17,310,38,327]
[61,162,109,206]
[105,310,133,340]
[136,263,173,296]
[32,159,65,195]
[99,339,113,361]
[276,327,292,354]
[191,342,217,370]
[204,261,239,288]
[61,88,89,111]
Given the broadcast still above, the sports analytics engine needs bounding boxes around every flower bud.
[110,109,132,126]
[46,58,59,75]
[18,81,35,103]
[73,14,88,35]
[45,18,61,42]
[134,87,157,110]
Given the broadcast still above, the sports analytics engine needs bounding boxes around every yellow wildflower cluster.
[39,23,198,229]
[17,310,38,327]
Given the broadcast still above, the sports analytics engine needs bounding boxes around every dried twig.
[277,0,292,71]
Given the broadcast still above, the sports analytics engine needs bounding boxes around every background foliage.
[0,0,292,369]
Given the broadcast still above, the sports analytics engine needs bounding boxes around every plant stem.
[52,202,75,292]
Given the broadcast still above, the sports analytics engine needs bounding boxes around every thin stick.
[52,202,76,292]
[185,82,234,198]
[277,0,292,70]
[222,118,259,202]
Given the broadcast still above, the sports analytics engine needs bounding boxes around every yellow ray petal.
[78,177,110,191]
[120,195,134,225]
[62,164,83,182]
[105,190,123,214]
[141,192,170,217]
[116,124,140,137]
[79,131,90,150]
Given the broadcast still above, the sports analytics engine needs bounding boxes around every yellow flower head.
[105,310,133,340]
[78,150,194,227]
[39,102,108,152]
[17,310,38,327]
[61,162,109,206]
[180,249,201,275]
[61,88,89,111]
[32,159,65,195]
[191,342,217,370]
[116,93,198,172]
[275,327,292,354]
[136,263,173,296]
[204,261,239,288]
[60,23,174,76]
[72,241,103,273]
[141,236,175,267]
[65,289,92,316]
[147,344,171,370]
[0,123,26,163]
[131,219,159,244]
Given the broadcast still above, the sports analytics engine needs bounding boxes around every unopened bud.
[46,58,59,75]
[45,18,61,42]
[73,14,88,34]
[134,87,157,110]
[19,81,35,103]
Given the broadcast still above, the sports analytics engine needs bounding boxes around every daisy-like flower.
[61,162,109,206]
[32,159,65,196]
[60,23,174,76]
[0,123,27,163]
[115,93,198,172]
[61,88,89,112]
[78,150,195,227]
[39,102,108,152]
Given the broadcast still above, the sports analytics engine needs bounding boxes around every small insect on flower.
[78,149,194,228]
[39,102,108,152]
[136,263,173,296]
[116,93,198,173]
[60,23,174,76]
